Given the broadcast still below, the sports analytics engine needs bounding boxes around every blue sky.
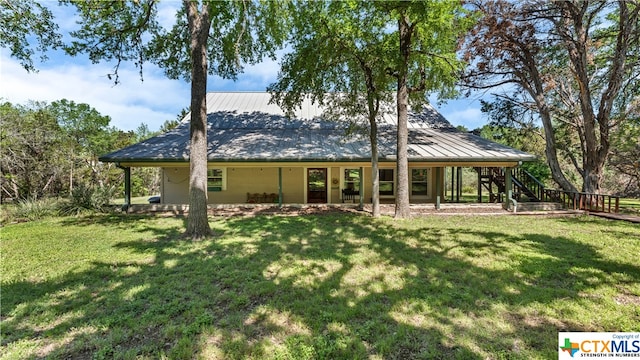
[0,2,489,132]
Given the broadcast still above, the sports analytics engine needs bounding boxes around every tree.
[478,99,551,184]
[0,101,67,200]
[269,1,393,218]
[379,1,471,218]
[270,1,470,219]
[462,0,640,194]
[608,111,640,195]
[63,0,286,238]
[48,99,113,192]
[0,0,61,71]
[0,100,133,202]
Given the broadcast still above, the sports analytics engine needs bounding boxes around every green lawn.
[1,213,639,359]
[111,196,158,205]
[619,198,640,216]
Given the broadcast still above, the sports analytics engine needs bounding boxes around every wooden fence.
[543,190,620,213]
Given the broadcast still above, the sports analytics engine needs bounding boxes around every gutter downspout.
[116,163,131,213]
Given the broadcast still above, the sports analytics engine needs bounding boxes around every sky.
[0,3,490,132]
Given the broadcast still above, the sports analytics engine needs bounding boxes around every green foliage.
[61,0,289,236]
[134,122,155,141]
[381,1,474,102]
[0,0,62,71]
[0,100,139,201]
[463,1,639,193]
[130,167,160,197]
[479,99,551,184]
[159,119,180,133]
[521,161,551,185]
[271,0,471,113]
[63,0,288,82]
[62,0,161,83]
[49,99,113,157]
[608,118,640,196]
[59,183,116,215]
[0,101,68,199]
[7,198,61,222]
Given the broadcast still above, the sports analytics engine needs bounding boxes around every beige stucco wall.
[211,167,305,203]
[162,167,190,204]
[161,166,305,204]
[160,165,444,204]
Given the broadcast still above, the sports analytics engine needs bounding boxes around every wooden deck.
[588,212,640,224]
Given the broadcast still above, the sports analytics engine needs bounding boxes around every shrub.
[59,184,117,215]
[8,198,61,222]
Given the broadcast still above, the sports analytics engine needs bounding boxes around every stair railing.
[511,168,546,202]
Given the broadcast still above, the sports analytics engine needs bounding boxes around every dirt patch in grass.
[615,286,640,306]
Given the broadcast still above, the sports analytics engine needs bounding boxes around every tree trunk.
[368,98,380,218]
[523,46,578,193]
[363,66,381,218]
[395,14,411,219]
[185,1,212,239]
[537,100,578,193]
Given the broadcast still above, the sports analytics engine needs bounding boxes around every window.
[343,169,360,192]
[207,168,225,191]
[379,169,394,196]
[411,169,429,196]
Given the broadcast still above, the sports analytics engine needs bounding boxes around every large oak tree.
[463,0,640,194]
[269,1,394,217]
[64,0,286,238]
[271,0,469,218]
[379,1,470,218]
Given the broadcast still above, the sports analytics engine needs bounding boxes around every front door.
[307,168,327,203]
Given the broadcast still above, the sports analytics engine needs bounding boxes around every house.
[99,92,536,208]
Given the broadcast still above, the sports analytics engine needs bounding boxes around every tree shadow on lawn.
[2,214,638,359]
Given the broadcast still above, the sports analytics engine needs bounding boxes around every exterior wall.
[161,166,305,204]
[210,167,305,204]
[160,164,445,205]
[162,167,190,204]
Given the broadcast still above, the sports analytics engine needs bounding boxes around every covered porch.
[116,160,524,213]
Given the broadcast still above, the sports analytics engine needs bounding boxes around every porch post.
[450,167,454,202]
[435,167,441,209]
[359,166,364,210]
[456,167,462,202]
[504,167,512,210]
[278,167,283,208]
[477,168,482,203]
[123,166,131,213]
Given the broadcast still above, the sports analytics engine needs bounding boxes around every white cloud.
[156,2,181,30]
[208,54,281,91]
[1,40,283,132]
[1,54,189,131]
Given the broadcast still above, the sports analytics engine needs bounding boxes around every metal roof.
[99,92,536,164]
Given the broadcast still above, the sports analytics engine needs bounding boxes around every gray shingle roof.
[99,92,535,163]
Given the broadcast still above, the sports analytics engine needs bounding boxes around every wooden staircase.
[475,167,623,215]
[476,167,546,202]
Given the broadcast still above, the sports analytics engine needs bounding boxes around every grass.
[619,198,640,216]
[1,212,639,359]
[111,196,157,205]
